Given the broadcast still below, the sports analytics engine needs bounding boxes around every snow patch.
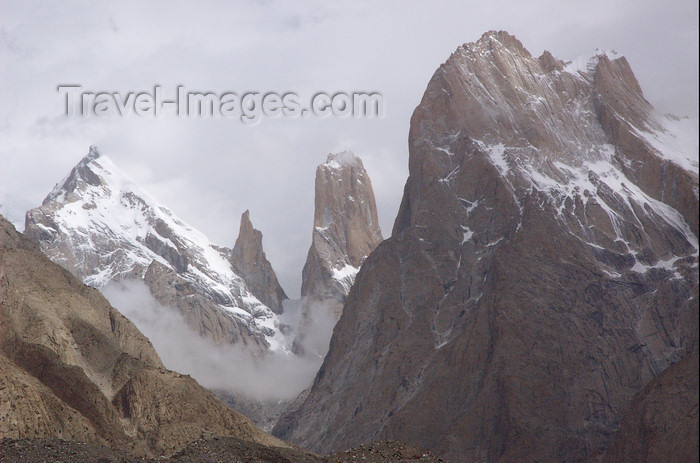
[563,49,617,78]
[461,226,474,243]
[475,141,508,174]
[630,254,689,279]
[635,115,699,172]
[332,263,360,294]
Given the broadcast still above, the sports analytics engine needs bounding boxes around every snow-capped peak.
[25,147,288,352]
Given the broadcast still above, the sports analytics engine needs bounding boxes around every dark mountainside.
[274,31,699,462]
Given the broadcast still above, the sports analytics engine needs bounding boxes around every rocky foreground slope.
[0,215,288,457]
[274,31,699,462]
[24,147,287,353]
[0,437,444,463]
[598,349,699,463]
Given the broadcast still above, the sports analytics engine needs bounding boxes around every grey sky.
[1,0,697,296]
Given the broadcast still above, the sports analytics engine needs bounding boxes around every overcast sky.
[1,0,698,296]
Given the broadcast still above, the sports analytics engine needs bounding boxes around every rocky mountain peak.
[86,144,102,160]
[275,32,698,461]
[229,210,287,314]
[322,150,362,169]
[477,30,530,55]
[308,151,382,268]
[302,151,382,301]
[292,152,383,356]
[44,145,106,205]
[240,209,255,233]
[397,31,697,245]
[24,147,287,353]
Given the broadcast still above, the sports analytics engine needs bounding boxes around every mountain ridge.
[24,148,288,353]
[273,31,699,462]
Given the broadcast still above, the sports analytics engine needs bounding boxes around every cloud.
[1,0,697,299]
[101,279,326,401]
[294,297,340,360]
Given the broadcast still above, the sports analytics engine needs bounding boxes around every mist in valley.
[102,279,335,401]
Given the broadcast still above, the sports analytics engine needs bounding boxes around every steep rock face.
[274,32,699,461]
[229,210,287,315]
[0,215,287,456]
[24,147,285,352]
[294,153,382,355]
[143,261,268,351]
[594,57,699,235]
[597,349,699,463]
[301,152,383,313]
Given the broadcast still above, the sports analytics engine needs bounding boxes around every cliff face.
[0,215,286,457]
[295,152,383,355]
[229,210,287,315]
[598,349,699,463]
[274,31,699,462]
[23,148,286,353]
[301,152,383,312]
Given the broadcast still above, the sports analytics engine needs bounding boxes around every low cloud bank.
[294,297,341,359]
[102,279,331,401]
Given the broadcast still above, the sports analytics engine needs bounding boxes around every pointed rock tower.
[229,210,287,314]
[294,152,383,355]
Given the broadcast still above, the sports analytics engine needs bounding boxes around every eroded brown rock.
[0,215,287,457]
